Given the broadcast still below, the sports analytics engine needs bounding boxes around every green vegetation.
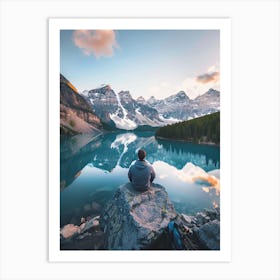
[133,125,159,132]
[155,112,220,145]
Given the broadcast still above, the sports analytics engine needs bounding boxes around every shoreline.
[155,136,220,147]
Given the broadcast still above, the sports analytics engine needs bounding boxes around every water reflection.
[60,132,220,189]
[60,133,103,190]
[60,132,220,226]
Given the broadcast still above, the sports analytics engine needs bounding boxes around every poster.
[49,18,231,262]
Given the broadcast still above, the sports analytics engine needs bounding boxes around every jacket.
[128,160,156,191]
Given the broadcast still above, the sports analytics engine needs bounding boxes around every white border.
[49,18,231,262]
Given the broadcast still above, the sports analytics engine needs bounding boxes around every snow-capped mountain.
[148,91,192,121]
[83,84,220,130]
[191,88,220,116]
[136,96,146,105]
[83,86,165,130]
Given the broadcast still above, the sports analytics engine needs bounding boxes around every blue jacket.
[128,160,156,191]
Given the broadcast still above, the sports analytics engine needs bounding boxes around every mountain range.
[82,84,220,130]
[60,74,220,134]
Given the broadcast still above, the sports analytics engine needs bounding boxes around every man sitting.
[128,149,156,191]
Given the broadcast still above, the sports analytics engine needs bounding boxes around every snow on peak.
[158,114,181,124]
[109,91,137,130]
[147,96,158,105]
[81,90,89,97]
[137,96,146,103]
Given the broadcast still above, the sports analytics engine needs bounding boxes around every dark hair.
[138,149,146,161]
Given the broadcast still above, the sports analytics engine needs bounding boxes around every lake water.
[60,131,220,227]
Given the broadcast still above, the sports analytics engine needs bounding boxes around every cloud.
[147,65,220,100]
[181,74,220,99]
[207,64,218,72]
[196,71,220,84]
[72,30,118,58]
[180,66,220,99]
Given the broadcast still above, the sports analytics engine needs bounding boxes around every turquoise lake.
[60,131,220,227]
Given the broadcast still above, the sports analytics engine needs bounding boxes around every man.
[128,149,156,191]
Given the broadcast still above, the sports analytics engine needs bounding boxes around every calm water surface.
[60,132,220,227]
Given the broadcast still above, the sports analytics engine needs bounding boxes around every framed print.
[49,18,231,262]
[1,0,279,278]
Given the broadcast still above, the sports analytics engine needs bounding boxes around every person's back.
[128,149,156,191]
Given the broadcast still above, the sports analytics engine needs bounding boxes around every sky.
[60,30,220,100]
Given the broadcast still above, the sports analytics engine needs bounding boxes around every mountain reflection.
[60,131,220,189]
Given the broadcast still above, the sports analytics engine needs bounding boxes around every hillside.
[155,112,220,145]
[60,74,102,136]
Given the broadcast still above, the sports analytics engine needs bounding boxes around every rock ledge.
[100,183,177,250]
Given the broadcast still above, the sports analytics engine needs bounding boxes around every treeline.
[134,125,159,132]
[155,112,220,145]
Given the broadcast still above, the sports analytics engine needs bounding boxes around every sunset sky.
[60,30,220,99]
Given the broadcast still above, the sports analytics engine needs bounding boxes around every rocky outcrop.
[100,183,177,250]
[173,208,220,250]
[60,182,220,251]
[60,74,102,135]
[60,215,105,250]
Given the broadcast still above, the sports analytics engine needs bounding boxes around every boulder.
[60,224,80,239]
[100,183,177,250]
[60,215,105,250]
[196,220,220,250]
[181,214,193,225]
[172,209,220,250]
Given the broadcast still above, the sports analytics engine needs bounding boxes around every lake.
[60,131,220,227]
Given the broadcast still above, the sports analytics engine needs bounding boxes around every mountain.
[136,96,146,104]
[191,88,220,117]
[148,91,192,121]
[83,84,220,130]
[60,74,102,136]
[84,87,165,130]
[85,85,119,123]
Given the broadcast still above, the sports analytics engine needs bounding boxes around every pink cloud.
[196,72,220,84]
[72,30,118,58]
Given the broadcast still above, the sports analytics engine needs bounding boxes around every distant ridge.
[83,84,220,130]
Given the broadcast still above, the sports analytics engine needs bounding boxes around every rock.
[81,216,100,233]
[60,215,105,250]
[79,222,86,231]
[173,216,200,250]
[100,183,177,250]
[63,231,105,250]
[196,220,220,250]
[205,216,211,222]
[195,212,208,225]
[76,232,92,240]
[60,224,80,239]
[204,208,219,220]
[181,214,193,225]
